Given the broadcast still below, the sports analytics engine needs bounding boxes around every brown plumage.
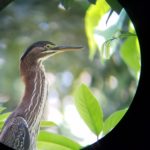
[0,41,82,150]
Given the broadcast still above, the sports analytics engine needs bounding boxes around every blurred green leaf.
[0,111,10,131]
[0,112,11,121]
[37,141,71,150]
[85,0,110,58]
[106,0,122,14]
[38,131,81,150]
[88,0,97,4]
[120,36,141,78]
[0,120,5,130]
[103,108,128,135]
[0,106,6,113]
[40,121,57,128]
[74,84,103,136]
[60,0,74,9]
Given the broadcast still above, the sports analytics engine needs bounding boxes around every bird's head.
[21,41,82,62]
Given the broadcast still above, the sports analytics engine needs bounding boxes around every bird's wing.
[0,116,30,150]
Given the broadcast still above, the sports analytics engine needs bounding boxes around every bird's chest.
[28,81,48,150]
[29,80,48,130]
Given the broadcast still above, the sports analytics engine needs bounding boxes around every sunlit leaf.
[38,131,81,150]
[102,108,128,135]
[85,0,110,58]
[40,121,57,128]
[120,36,141,78]
[0,112,11,121]
[37,141,71,150]
[74,84,103,136]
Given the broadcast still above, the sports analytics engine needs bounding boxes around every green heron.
[0,41,82,150]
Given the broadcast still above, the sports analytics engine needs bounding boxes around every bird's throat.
[19,62,48,130]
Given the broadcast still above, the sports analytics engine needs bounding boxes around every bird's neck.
[17,60,48,129]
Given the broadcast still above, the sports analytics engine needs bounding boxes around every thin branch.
[0,0,15,11]
[106,9,113,25]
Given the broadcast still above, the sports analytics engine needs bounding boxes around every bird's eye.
[44,44,55,50]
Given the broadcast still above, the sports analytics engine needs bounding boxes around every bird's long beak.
[51,46,83,52]
[41,45,83,59]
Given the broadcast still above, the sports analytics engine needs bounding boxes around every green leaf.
[0,112,11,121]
[0,106,6,113]
[0,111,10,131]
[120,36,141,78]
[0,121,5,130]
[106,0,122,14]
[40,121,57,128]
[60,0,74,9]
[85,0,110,58]
[74,84,103,136]
[37,141,71,150]
[88,0,97,4]
[103,108,128,135]
[38,131,81,150]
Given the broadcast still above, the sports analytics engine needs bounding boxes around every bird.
[0,41,82,150]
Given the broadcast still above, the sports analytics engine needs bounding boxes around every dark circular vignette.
[82,0,149,150]
[0,144,14,150]
[0,0,149,150]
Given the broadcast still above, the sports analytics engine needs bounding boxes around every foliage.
[38,142,71,150]
[60,0,74,9]
[85,2,141,79]
[102,108,128,135]
[88,0,97,4]
[120,34,140,79]
[74,84,103,137]
[0,106,6,113]
[59,0,122,12]
[0,111,10,129]
[85,0,110,58]
[40,121,57,128]
[74,84,128,138]
[38,131,81,150]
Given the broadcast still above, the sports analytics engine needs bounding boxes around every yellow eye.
[44,44,55,50]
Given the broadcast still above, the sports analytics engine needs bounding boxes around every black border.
[82,0,149,149]
[0,143,13,150]
[0,0,149,149]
